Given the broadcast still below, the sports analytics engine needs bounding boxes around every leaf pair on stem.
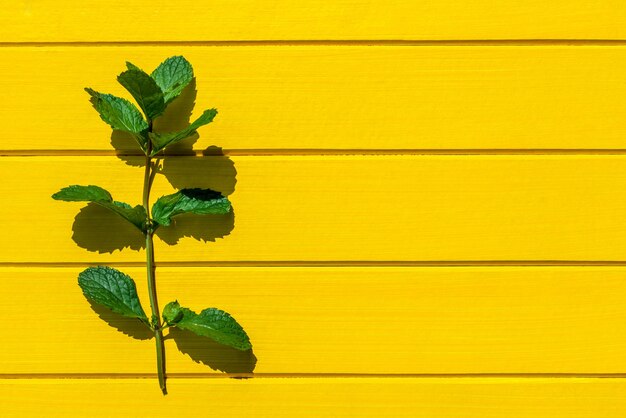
[77,266,251,352]
[52,56,251,394]
[52,185,231,233]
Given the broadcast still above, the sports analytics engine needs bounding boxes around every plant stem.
[144,123,167,395]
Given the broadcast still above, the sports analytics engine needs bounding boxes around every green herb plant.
[52,56,251,394]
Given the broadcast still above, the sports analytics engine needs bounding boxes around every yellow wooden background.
[2,1,626,416]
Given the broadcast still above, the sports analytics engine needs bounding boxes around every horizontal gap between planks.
[5,261,626,268]
[4,40,626,48]
[2,373,626,380]
[7,149,626,157]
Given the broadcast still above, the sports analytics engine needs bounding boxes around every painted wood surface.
[2,1,626,41]
[2,266,626,375]
[2,0,625,415]
[1,378,626,417]
[3,46,626,152]
[3,156,626,263]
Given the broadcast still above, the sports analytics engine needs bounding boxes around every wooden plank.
[3,266,626,374]
[4,46,626,151]
[1,378,626,417]
[2,1,626,42]
[5,155,626,263]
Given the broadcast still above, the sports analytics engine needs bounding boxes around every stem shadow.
[168,327,257,374]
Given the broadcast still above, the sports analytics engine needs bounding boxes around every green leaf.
[152,188,230,227]
[149,108,217,155]
[52,185,147,231]
[78,266,149,324]
[117,69,166,120]
[163,301,251,350]
[51,184,111,202]
[125,61,144,72]
[84,88,149,149]
[104,201,148,232]
[162,301,184,325]
[150,55,194,104]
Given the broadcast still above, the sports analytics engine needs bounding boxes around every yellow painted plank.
[1,378,626,417]
[4,46,626,151]
[2,1,626,41]
[4,155,626,263]
[3,266,626,374]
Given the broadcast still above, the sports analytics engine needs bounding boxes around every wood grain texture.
[5,155,626,263]
[4,46,626,151]
[2,1,626,42]
[2,378,626,417]
[3,266,626,374]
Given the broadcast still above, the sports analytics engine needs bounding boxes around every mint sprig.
[52,56,250,395]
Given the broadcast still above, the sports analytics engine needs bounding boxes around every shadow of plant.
[72,203,144,253]
[88,300,153,340]
[71,200,236,251]
[158,146,237,196]
[155,210,235,246]
[168,328,257,374]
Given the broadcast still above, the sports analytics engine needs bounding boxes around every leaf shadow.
[71,203,144,253]
[157,147,237,197]
[168,327,257,375]
[155,209,235,246]
[87,299,153,340]
[71,203,236,252]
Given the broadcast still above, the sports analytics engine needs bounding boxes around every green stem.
[144,122,167,395]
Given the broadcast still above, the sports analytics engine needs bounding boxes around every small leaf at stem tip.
[84,87,149,150]
[117,69,166,120]
[52,185,147,231]
[149,108,217,155]
[162,301,184,325]
[165,301,252,351]
[151,188,231,227]
[150,55,194,104]
[78,266,149,324]
[125,61,144,72]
